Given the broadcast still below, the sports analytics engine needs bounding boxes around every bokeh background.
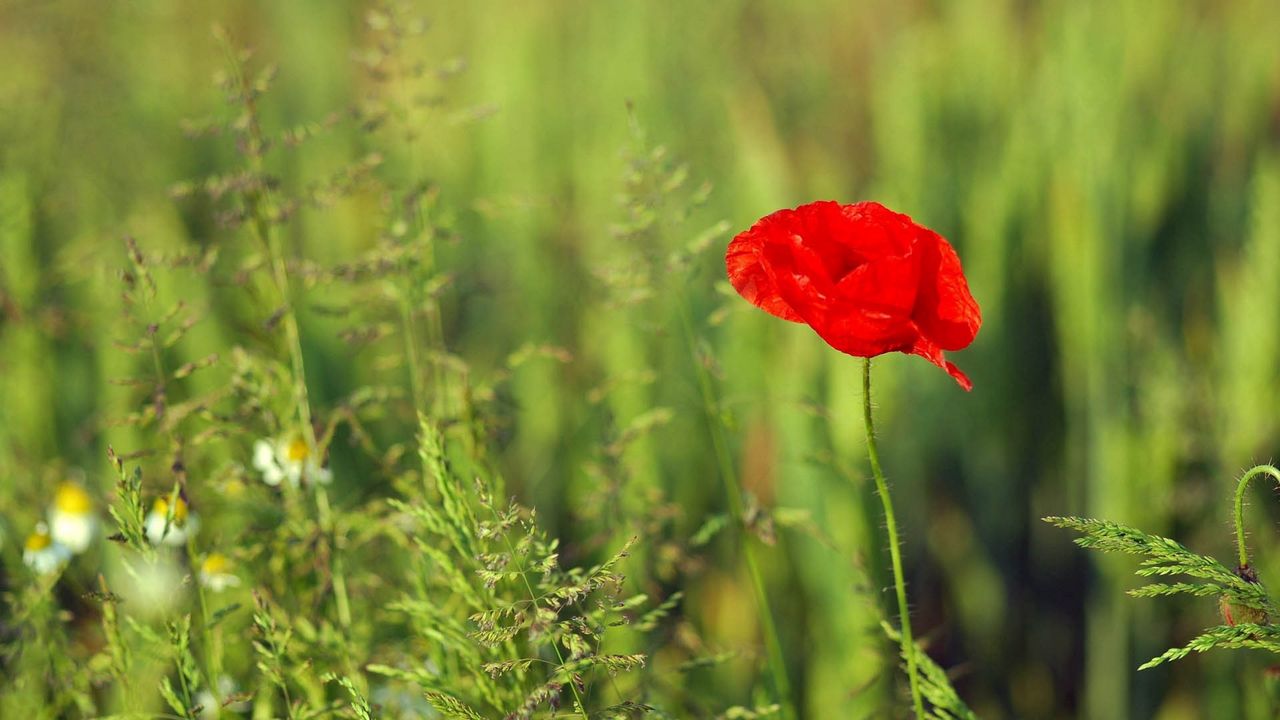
[3,1,1280,718]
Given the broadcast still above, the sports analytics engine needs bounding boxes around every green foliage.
[1137,625,1280,670]
[882,623,978,720]
[0,9,797,717]
[1047,515,1280,670]
[371,418,654,718]
[106,447,150,555]
[4,0,1280,718]
[1046,516,1274,615]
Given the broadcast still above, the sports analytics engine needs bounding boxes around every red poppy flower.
[726,200,981,390]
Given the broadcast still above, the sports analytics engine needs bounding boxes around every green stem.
[487,502,590,720]
[139,279,223,714]
[237,70,353,631]
[212,28,352,707]
[862,359,924,720]
[399,293,426,414]
[1232,464,1280,568]
[678,301,794,720]
[257,207,355,635]
[242,120,356,662]
[186,538,224,717]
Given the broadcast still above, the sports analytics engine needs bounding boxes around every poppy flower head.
[726,200,981,389]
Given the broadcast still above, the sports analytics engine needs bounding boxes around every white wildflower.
[196,675,249,717]
[144,495,198,546]
[23,523,71,575]
[252,434,332,488]
[198,552,241,592]
[48,482,97,554]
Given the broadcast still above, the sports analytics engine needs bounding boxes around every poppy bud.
[1220,564,1269,626]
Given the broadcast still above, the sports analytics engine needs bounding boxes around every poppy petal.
[911,228,982,351]
[726,222,804,323]
[839,201,915,258]
[726,200,981,388]
[832,251,920,317]
[909,335,973,391]
[767,259,919,358]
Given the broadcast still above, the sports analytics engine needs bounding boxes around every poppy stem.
[1232,464,1280,569]
[862,359,925,720]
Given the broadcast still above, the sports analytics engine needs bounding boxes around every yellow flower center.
[25,531,52,551]
[285,438,310,463]
[152,496,189,525]
[54,483,93,514]
[202,553,231,575]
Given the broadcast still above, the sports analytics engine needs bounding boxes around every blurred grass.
[2,0,1280,717]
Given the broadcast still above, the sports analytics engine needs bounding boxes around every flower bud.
[1220,564,1269,626]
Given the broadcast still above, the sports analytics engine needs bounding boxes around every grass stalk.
[209,35,354,635]
[131,248,225,714]
[677,299,795,720]
[219,29,357,632]
[256,218,355,635]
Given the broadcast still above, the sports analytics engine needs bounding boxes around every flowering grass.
[4,2,1280,719]
[0,13,845,719]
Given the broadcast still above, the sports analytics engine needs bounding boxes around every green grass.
[2,1,1280,718]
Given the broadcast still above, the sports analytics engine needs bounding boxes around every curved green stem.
[862,359,924,720]
[1232,464,1280,568]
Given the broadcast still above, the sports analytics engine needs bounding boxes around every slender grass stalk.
[244,200,363,705]
[677,299,794,720]
[257,219,355,635]
[383,17,447,421]
[210,33,355,637]
[213,55,363,711]
[861,359,924,719]
[131,249,225,714]
[487,504,591,720]
[185,533,224,716]
[221,30,356,634]
[399,292,427,414]
[173,638,197,714]
[1232,464,1280,568]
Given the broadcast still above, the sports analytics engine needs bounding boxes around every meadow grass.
[2,1,1280,718]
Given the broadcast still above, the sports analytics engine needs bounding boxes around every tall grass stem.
[678,300,795,720]
[210,36,354,634]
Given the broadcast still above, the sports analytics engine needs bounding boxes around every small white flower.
[195,671,250,717]
[252,439,285,486]
[198,552,241,592]
[144,495,199,546]
[48,482,97,554]
[23,523,71,575]
[196,675,249,718]
[252,434,332,488]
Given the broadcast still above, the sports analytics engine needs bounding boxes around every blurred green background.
[3,0,1280,717]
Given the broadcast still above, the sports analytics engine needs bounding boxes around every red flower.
[726,200,981,389]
